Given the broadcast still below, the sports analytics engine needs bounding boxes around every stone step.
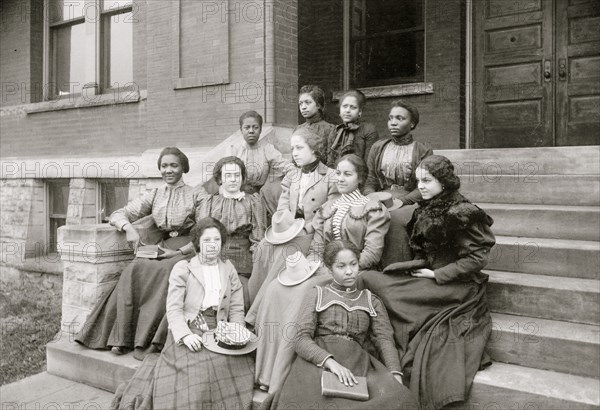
[459,175,600,206]
[487,236,600,279]
[488,313,600,378]
[479,203,600,241]
[440,146,600,176]
[46,335,138,393]
[457,362,600,410]
[486,270,600,325]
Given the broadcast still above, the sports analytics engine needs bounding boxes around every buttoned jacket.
[277,162,339,233]
[166,257,245,343]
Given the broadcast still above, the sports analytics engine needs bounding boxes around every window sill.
[25,89,147,115]
[332,82,433,101]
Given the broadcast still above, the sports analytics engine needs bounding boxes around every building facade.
[1,0,599,279]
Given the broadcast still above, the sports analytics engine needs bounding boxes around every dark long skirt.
[266,335,418,410]
[75,237,191,351]
[112,333,255,410]
[362,272,492,410]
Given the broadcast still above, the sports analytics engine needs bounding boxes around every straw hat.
[367,192,403,211]
[265,209,305,244]
[277,251,320,286]
[201,322,258,356]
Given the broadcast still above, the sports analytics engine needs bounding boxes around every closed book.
[321,371,369,401]
[135,245,164,259]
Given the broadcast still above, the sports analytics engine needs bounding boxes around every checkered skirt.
[112,333,255,410]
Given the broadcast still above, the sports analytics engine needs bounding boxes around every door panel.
[556,0,600,145]
[474,0,554,148]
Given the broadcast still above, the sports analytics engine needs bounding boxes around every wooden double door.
[473,0,600,148]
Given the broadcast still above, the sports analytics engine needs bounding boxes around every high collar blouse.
[110,179,197,232]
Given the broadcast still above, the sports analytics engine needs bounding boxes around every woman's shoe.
[111,346,129,355]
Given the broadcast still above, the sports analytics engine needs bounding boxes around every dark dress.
[362,190,496,409]
[267,283,417,409]
[325,121,379,168]
[75,182,197,352]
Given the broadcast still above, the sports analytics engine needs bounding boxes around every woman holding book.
[265,240,416,409]
[76,147,199,358]
[362,155,496,409]
[111,218,256,410]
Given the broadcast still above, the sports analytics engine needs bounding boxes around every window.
[48,179,70,253]
[98,179,130,223]
[46,0,134,98]
[349,0,424,88]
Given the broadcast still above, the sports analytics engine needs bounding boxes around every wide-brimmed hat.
[201,323,258,356]
[265,209,305,244]
[367,192,403,212]
[278,251,320,286]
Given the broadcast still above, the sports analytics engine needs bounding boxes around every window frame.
[96,178,130,223]
[43,0,134,101]
[46,179,71,254]
[342,0,428,91]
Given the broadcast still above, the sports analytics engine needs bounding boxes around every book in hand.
[382,259,428,274]
[135,245,164,259]
[321,371,369,401]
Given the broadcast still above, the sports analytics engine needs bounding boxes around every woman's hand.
[182,334,203,352]
[157,247,181,259]
[393,374,404,385]
[324,358,358,386]
[123,225,141,253]
[411,268,435,279]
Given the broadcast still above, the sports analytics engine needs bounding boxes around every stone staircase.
[444,146,600,409]
[47,146,600,409]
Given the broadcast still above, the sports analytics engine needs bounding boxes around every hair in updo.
[239,110,263,128]
[336,154,368,190]
[157,147,190,173]
[213,156,247,186]
[292,128,326,164]
[190,217,228,253]
[339,90,366,110]
[417,155,461,191]
[322,240,361,270]
[390,99,420,130]
[299,85,326,114]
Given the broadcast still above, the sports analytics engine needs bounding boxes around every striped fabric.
[331,189,369,240]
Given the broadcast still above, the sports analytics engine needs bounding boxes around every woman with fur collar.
[309,154,391,271]
[362,155,496,410]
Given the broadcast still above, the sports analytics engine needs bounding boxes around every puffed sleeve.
[359,204,391,270]
[368,294,402,373]
[434,221,496,285]
[308,205,328,262]
[226,261,246,325]
[265,143,290,179]
[294,288,333,367]
[166,260,192,343]
[401,142,433,205]
[363,142,382,195]
[248,193,266,252]
[178,192,213,256]
[109,188,157,231]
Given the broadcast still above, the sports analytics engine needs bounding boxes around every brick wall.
[297,0,465,149]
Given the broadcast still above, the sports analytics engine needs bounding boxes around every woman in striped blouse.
[308,154,391,271]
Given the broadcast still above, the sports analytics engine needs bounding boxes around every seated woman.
[362,155,496,409]
[205,111,290,218]
[246,127,338,309]
[326,90,379,168]
[76,147,198,357]
[266,240,417,409]
[309,154,390,271]
[295,85,336,141]
[112,218,255,410]
[363,99,433,267]
[195,156,266,310]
